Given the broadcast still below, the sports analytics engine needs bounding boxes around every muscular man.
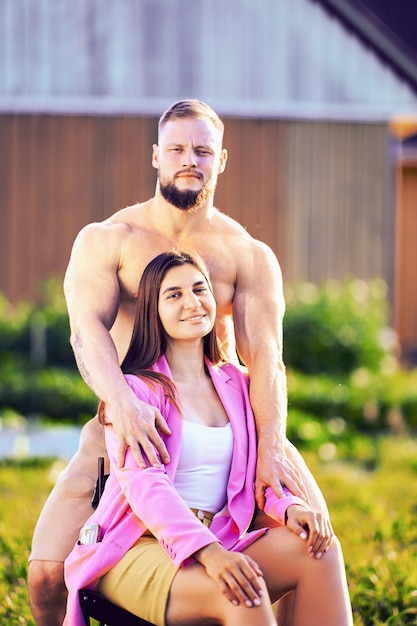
[28,99,331,625]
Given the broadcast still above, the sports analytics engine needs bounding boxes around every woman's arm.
[102,375,219,567]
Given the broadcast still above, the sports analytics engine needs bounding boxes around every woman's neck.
[165,342,208,384]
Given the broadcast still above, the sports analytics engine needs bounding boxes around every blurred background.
[1,2,417,624]
[1,0,417,348]
[1,0,417,441]
[1,0,417,433]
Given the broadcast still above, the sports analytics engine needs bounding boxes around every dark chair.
[79,588,156,626]
[78,459,157,626]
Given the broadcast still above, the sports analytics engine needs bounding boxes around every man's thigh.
[30,417,107,562]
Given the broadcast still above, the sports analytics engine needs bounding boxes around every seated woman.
[64,251,353,626]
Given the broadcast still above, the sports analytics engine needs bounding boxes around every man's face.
[152,118,227,212]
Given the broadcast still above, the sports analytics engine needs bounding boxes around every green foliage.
[0,280,96,422]
[303,438,417,625]
[283,278,392,376]
[0,365,97,422]
[287,367,417,434]
[0,458,67,624]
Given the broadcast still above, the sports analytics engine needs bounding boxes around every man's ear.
[152,144,159,169]
[218,148,228,174]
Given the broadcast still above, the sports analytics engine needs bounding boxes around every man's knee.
[28,560,66,603]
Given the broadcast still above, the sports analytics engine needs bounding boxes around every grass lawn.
[1,436,417,625]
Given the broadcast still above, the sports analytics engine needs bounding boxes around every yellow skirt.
[97,535,177,626]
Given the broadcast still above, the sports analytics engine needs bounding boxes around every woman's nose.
[183,292,201,308]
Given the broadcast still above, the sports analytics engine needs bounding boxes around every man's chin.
[160,182,205,211]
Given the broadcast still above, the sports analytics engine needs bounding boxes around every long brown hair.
[99,251,225,422]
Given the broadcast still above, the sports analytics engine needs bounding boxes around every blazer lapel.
[205,360,256,505]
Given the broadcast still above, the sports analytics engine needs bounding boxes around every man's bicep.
[233,243,285,364]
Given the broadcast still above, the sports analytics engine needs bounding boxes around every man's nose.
[182,149,198,167]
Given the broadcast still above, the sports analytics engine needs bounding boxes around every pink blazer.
[64,356,306,626]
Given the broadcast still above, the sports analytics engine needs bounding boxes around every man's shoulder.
[212,208,250,237]
[75,201,152,244]
[212,209,274,255]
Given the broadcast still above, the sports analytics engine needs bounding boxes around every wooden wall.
[0,114,158,302]
[394,164,417,356]
[1,113,398,340]
[0,113,288,304]
[282,120,391,284]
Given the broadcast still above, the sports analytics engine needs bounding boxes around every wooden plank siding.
[0,113,288,303]
[216,118,287,254]
[2,0,416,118]
[283,121,390,284]
[0,114,158,302]
[1,113,397,342]
[394,164,417,356]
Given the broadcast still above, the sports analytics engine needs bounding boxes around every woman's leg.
[244,527,353,626]
[166,560,278,626]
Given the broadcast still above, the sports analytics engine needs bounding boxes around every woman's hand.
[194,543,265,607]
[286,504,334,559]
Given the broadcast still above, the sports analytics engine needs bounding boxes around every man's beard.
[159,177,213,213]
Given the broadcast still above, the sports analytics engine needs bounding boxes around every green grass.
[1,438,417,625]
[304,437,417,625]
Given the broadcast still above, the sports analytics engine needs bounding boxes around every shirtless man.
[28,99,331,625]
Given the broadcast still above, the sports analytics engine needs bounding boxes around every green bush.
[2,276,417,431]
[287,366,417,434]
[0,280,75,369]
[283,278,393,376]
[0,281,96,422]
[0,363,97,423]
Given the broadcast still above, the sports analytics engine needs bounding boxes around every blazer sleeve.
[103,375,220,568]
[263,486,309,525]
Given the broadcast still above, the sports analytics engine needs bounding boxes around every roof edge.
[318,0,417,93]
[0,96,415,122]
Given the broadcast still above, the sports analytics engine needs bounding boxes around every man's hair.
[158,99,224,137]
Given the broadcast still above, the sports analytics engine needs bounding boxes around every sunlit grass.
[304,437,417,625]
[1,438,416,625]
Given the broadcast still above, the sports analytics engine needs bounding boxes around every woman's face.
[158,263,216,343]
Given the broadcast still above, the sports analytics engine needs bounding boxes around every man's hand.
[194,543,264,608]
[255,437,307,510]
[105,389,171,469]
[285,504,334,559]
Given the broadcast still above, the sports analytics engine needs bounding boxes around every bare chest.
[118,233,236,314]
[111,231,237,359]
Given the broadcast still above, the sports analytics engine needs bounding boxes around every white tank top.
[173,420,234,513]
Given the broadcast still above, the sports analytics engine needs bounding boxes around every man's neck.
[151,188,215,237]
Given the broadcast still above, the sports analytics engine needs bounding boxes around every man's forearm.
[248,352,288,452]
[70,326,130,405]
